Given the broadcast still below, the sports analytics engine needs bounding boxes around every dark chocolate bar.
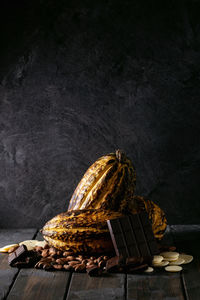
[107,212,159,262]
[8,244,28,266]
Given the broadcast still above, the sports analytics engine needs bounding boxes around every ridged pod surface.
[126,195,167,240]
[68,150,136,211]
[42,197,167,254]
[42,209,125,254]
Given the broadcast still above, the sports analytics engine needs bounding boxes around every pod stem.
[116,149,125,163]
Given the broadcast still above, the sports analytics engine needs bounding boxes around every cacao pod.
[127,195,167,240]
[68,149,136,211]
[42,209,125,254]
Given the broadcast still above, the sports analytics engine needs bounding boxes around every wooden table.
[0,226,200,300]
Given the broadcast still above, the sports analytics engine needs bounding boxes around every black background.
[0,0,199,228]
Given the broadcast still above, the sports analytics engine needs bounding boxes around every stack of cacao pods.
[42,150,167,254]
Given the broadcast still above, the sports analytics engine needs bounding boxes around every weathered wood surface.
[0,226,199,300]
[127,274,184,300]
[66,273,126,300]
[171,225,200,300]
[4,229,71,300]
[0,229,37,300]
[6,269,71,300]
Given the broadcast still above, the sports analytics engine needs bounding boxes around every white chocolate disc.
[153,260,169,267]
[165,266,182,272]
[160,251,179,258]
[144,267,154,273]
[152,255,163,264]
[169,258,185,265]
[179,254,193,264]
[19,240,41,250]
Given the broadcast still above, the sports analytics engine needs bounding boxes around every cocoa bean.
[74,263,86,272]
[53,264,63,270]
[63,264,72,270]
[98,260,106,269]
[68,261,79,267]
[76,257,83,262]
[90,256,95,260]
[96,256,104,263]
[65,256,77,261]
[56,258,68,265]
[49,248,57,256]
[63,251,74,257]
[35,260,45,269]
[41,249,49,258]
[35,246,43,253]
[86,261,97,267]
[43,263,52,270]
[82,259,88,264]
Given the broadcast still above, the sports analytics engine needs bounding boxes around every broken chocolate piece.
[126,256,144,266]
[86,265,102,276]
[105,255,125,273]
[128,263,149,273]
[8,245,28,266]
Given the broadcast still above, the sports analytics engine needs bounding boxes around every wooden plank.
[0,229,37,300]
[4,228,71,300]
[171,225,200,300]
[127,273,185,300]
[6,269,71,300]
[66,273,126,300]
[127,225,185,300]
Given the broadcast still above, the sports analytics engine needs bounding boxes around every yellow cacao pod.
[68,150,136,212]
[42,209,125,254]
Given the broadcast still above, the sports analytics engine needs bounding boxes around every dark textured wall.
[0,0,200,228]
